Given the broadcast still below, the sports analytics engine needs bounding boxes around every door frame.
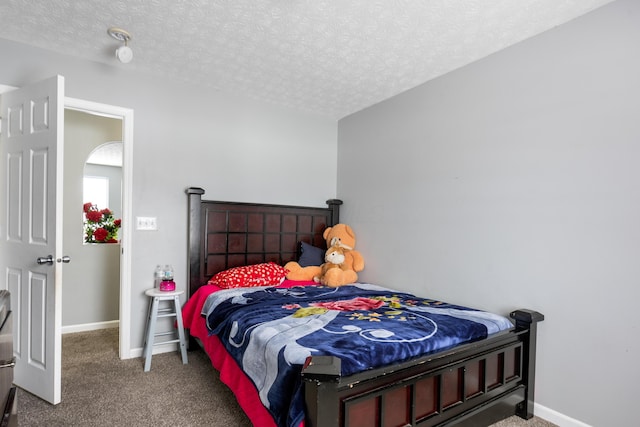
[65,97,134,360]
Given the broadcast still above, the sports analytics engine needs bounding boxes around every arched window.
[83,142,122,243]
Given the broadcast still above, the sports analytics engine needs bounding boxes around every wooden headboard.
[186,187,342,297]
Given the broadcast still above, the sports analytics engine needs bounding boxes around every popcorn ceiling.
[0,0,614,119]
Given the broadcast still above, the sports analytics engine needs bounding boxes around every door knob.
[36,255,54,265]
[57,256,71,263]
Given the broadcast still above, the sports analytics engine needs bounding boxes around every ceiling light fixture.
[107,27,133,64]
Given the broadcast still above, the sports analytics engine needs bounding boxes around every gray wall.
[0,37,337,354]
[64,110,122,327]
[338,1,638,426]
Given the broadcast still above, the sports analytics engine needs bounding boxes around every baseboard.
[61,320,177,359]
[130,342,179,358]
[62,320,119,334]
[535,403,592,427]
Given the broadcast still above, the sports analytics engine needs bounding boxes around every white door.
[0,75,64,404]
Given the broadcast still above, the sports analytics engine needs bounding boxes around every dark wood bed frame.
[186,187,544,427]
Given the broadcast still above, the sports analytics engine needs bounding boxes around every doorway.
[64,110,121,335]
[64,98,134,360]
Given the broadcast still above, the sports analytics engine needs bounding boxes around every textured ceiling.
[0,0,615,119]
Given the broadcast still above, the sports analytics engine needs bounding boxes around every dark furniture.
[0,291,17,427]
[186,187,544,427]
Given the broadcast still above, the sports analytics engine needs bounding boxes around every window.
[83,176,109,210]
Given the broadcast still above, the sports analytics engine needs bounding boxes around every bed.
[184,187,544,427]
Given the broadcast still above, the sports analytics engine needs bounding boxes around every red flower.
[93,228,108,242]
[86,210,103,222]
[83,203,121,243]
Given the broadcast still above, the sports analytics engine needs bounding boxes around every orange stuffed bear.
[313,244,348,286]
[285,224,364,286]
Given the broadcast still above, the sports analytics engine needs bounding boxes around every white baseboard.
[62,320,178,360]
[535,403,592,427]
[62,320,119,334]
[130,342,179,358]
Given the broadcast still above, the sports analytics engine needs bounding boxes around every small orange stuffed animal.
[314,245,348,286]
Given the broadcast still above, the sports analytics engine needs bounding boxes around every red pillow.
[208,262,289,289]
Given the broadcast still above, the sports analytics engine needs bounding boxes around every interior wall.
[337,1,638,426]
[0,38,338,355]
[64,109,122,328]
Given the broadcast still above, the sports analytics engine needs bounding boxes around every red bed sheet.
[182,280,316,427]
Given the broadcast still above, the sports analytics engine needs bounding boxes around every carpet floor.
[17,328,557,427]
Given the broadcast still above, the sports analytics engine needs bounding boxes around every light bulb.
[115,45,133,63]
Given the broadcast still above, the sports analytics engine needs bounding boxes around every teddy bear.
[285,223,364,286]
[313,244,348,286]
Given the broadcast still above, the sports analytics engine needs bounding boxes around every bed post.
[510,309,545,420]
[302,356,342,427]
[326,199,342,225]
[186,187,205,298]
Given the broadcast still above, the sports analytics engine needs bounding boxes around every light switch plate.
[136,216,157,230]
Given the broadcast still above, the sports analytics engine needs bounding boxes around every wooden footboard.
[302,309,543,427]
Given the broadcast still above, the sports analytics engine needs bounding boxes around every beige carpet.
[17,329,557,426]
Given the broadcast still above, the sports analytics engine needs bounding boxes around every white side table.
[142,288,188,372]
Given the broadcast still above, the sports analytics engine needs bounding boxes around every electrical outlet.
[136,216,157,230]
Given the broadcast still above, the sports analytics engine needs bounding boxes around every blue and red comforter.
[201,283,513,427]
